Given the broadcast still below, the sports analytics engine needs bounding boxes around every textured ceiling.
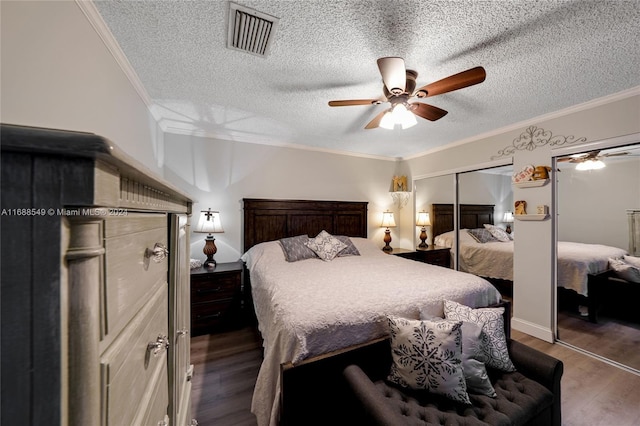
[93,0,640,159]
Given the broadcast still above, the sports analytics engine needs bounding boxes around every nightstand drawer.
[192,299,240,331]
[191,273,240,303]
[424,250,450,268]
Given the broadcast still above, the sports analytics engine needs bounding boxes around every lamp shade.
[380,211,396,228]
[195,209,224,234]
[416,211,431,227]
[503,211,514,224]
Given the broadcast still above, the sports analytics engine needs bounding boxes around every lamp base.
[203,235,218,268]
[418,227,428,249]
[382,228,393,253]
[505,225,512,234]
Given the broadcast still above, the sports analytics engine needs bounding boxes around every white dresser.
[1,124,194,425]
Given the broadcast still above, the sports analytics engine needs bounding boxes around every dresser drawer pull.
[177,328,189,337]
[197,312,222,320]
[146,242,169,263]
[147,334,170,357]
[196,286,222,294]
[191,420,199,426]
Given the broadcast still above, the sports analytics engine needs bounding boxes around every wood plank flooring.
[191,326,640,426]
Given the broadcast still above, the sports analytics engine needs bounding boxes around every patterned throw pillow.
[467,228,498,243]
[459,321,497,397]
[335,235,360,257]
[386,316,471,405]
[304,230,348,261]
[444,300,516,372]
[279,235,317,262]
[483,224,511,242]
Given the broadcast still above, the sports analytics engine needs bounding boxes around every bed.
[241,199,503,426]
[431,204,628,319]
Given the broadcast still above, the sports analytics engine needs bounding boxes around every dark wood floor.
[191,325,640,426]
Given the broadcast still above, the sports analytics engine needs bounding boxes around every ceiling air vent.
[227,2,279,58]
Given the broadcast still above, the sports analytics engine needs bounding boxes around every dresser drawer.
[104,214,168,341]
[101,285,169,426]
[191,272,240,303]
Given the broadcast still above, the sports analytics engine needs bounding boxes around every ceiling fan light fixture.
[379,110,395,130]
[392,104,417,129]
[576,159,606,171]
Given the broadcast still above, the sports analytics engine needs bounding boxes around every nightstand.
[392,245,451,268]
[190,261,243,336]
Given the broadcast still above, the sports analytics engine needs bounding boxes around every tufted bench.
[343,339,563,426]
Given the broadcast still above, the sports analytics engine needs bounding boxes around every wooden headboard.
[243,199,368,251]
[432,204,495,238]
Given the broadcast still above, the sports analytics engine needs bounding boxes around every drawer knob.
[146,243,169,263]
[147,334,170,357]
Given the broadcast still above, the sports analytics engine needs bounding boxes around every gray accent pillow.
[460,321,497,397]
[335,235,360,257]
[278,235,317,262]
[444,300,516,372]
[467,228,498,243]
[386,316,471,405]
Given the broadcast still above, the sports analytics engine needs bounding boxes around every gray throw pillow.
[467,228,498,243]
[335,235,360,257]
[279,235,317,262]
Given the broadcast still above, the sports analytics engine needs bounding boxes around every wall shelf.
[513,179,549,188]
[515,214,549,221]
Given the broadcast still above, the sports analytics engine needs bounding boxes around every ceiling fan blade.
[416,66,486,97]
[364,110,388,129]
[411,103,448,121]
[377,57,406,95]
[328,99,381,107]
[603,152,629,157]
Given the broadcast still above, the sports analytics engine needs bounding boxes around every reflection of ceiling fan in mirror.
[558,150,629,170]
[328,57,486,130]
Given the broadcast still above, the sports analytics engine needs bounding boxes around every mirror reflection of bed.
[555,142,640,372]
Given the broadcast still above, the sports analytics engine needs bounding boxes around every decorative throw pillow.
[279,235,317,262]
[335,235,360,257]
[459,321,497,397]
[386,316,471,405]
[305,230,348,261]
[483,224,512,242]
[444,300,516,372]
[467,228,498,243]
[609,257,640,283]
[623,255,640,269]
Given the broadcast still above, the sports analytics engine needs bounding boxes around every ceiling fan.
[558,150,630,163]
[558,150,629,170]
[328,57,486,130]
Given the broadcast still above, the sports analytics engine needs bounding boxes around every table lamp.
[195,209,224,267]
[380,211,396,253]
[416,211,431,249]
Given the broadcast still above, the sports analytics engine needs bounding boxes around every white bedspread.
[434,230,627,295]
[242,238,501,426]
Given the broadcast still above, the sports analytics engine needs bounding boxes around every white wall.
[0,1,164,175]
[558,157,640,248]
[406,91,640,342]
[162,133,399,263]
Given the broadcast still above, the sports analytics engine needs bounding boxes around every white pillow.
[444,300,516,372]
[304,230,347,261]
[609,257,640,283]
[623,255,640,269]
[483,224,511,242]
[386,316,471,404]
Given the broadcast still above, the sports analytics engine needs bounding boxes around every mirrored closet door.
[555,141,640,372]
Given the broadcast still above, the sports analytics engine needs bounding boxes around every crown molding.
[403,86,640,161]
[75,1,155,112]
